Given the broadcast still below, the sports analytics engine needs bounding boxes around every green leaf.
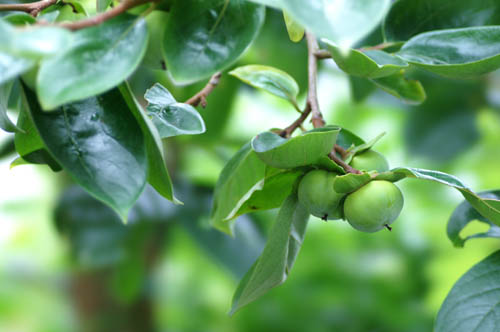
[435,250,500,332]
[0,52,34,85]
[118,83,179,204]
[37,14,148,110]
[235,169,304,217]
[344,132,385,163]
[210,142,267,235]
[397,27,500,78]
[371,71,426,104]
[325,42,408,79]
[3,13,37,25]
[0,81,23,133]
[0,20,73,59]
[251,126,340,169]
[333,173,372,193]
[230,193,309,315]
[447,191,500,247]
[14,98,61,171]
[144,83,205,138]
[336,127,365,150]
[23,84,147,221]
[386,167,500,226]
[230,65,300,106]
[246,0,281,8]
[283,11,304,43]
[384,0,500,42]
[97,0,113,12]
[163,0,265,84]
[281,0,391,47]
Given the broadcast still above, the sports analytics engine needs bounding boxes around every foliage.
[1,0,500,330]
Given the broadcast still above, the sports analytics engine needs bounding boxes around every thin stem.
[328,151,361,174]
[185,72,222,107]
[334,144,348,160]
[279,103,311,138]
[0,0,57,16]
[314,50,331,59]
[60,0,153,30]
[305,31,325,129]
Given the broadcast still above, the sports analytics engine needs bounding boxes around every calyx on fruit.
[343,180,403,233]
[298,169,345,220]
[350,149,389,173]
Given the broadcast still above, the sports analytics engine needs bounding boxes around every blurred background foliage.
[1,8,500,332]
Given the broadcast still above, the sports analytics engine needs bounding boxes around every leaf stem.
[0,0,58,16]
[185,72,222,107]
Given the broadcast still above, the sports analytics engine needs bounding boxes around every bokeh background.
[1,8,500,332]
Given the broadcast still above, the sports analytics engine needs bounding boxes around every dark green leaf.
[37,14,148,109]
[210,142,267,235]
[435,250,500,332]
[371,71,426,104]
[447,191,500,247]
[384,0,500,42]
[281,0,391,47]
[336,127,365,150]
[344,132,385,163]
[229,65,300,106]
[397,27,500,78]
[326,42,408,79]
[144,83,205,138]
[24,84,147,221]
[247,0,281,8]
[252,126,340,169]
[3,13,37,25]
[118,83,179,204]
[230,193,309,314]
[0,52,34,85]
[163,0,265,83]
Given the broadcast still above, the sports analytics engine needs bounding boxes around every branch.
[329,151,361,174]
[279,103,311,138]
[314,50,331,59]
[305,32,325,129]
[59,0,153,30]
[0,0,57,16]
[185,72,222,107]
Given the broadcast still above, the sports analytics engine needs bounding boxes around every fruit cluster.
[298,149,404,232]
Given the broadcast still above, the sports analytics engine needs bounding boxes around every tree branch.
[314,50,332,59]
[185,72,222,107]
[329,151,361,174]
[0,0,57,16]
[305,32,325,129]
[59,0,153,30]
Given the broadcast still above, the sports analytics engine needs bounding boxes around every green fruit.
[298,169,344,220]
[344,180,403,233]
[350,150,389,172]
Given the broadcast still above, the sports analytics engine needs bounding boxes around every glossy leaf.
[0,52,33,85]
[283,11,304,43]
[386,167,500,226]
[230,65,300,106]
[37,14,148,110]
[371,71,426,104]
[210,142,267,235]
[24,85,147,221]
[235,169,304,217]
[281,0,391,47]
[336,127,365,150]
[144,83,205,138]
[0,81,23,133]
[163,0,265,83]
[447,191,500,247]
[3,13,36,25]
[118,83,179,204]
[252,126,340,169]
[230,194,309,314]
[344,132,385,163]
[435,250,500,332]
[0,20,73,59]
[384,0,500,42]
[326,42,408,78]
[247,0,281,8]
[397,27,500,78]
